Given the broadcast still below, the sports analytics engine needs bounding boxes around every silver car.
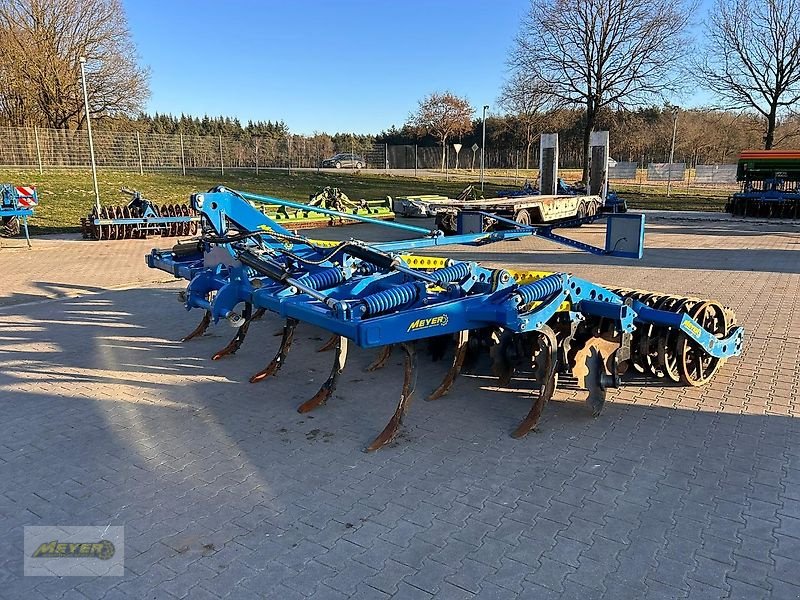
[321,153,366,169]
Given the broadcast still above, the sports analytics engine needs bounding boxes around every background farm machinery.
[81,188,199,240]
[146,186,743,450]
[392,131,627,231]
[258,186,394,229]
[726,150,800,218]
[0,184,38,246]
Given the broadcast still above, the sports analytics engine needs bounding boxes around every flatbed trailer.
[434,193,603,233]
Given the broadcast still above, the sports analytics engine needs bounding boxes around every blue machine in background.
[146,187,743,450]
[0,184,39,247]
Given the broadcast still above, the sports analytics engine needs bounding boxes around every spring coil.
[515,274,563,305]
[430,261,470,285]
[362,282,419,316]
[359,262,379,275]
[298,268,344,290]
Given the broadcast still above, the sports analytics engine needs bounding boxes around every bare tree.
[408,92,473,171]
[697,0,800,149]
[0,0,149,129]
[511,0,694,182]
[499,72,547,169]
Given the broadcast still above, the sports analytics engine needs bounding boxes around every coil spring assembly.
[515,274,564,305]
[430,262,471,285]
[362,282,420,316]
[299,268,344,290]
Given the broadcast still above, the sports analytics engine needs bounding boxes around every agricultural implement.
[726,150,800,218]
[393,132,626,228]
[146,187,743,450]
[80,188,199,240]
[0,184,38,247]
[258,186,394,229]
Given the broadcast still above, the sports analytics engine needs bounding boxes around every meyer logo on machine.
[682,317,702,338]
[407,315,449,332]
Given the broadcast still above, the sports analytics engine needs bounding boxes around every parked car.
[321,153,366,169]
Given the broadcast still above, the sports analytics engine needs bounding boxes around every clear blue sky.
[124,0,713,135]
[123,0,529,135]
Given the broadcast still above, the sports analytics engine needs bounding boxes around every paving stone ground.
[1,215,799,599]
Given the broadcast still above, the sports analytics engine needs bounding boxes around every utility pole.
[480,105,489,191]
[667,106,678,197]
[79,56,100,213]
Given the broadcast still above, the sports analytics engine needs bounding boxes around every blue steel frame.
[146,187,743,359]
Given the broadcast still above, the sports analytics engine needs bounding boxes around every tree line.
[1,0,798,174]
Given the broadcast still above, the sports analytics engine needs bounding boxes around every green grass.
[1,168,728,234]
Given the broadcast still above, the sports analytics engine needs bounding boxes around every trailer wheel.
[514,209,531,226]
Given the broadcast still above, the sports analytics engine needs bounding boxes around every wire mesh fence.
[0,126,740,190]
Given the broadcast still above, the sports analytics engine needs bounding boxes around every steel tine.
[249,318,298,383]
[366,343,417,452]
[427,330,469,401]
[181,310,211,342]
[298,336,349,413]
[317,334,338,352]
[511,325,559,439]
[212,303,254,360]
[366,345,393,371]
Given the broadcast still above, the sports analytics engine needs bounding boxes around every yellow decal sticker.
[682,318,702,337]
[407,315,449,332]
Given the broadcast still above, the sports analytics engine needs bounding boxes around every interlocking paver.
[2,218,799,598]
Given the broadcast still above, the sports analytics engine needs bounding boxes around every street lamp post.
[79,56,101,213]
[480,105,488,191]
[667,106,678,197]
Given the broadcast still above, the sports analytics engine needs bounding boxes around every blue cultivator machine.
[0,184,39,247]
[147,187,744,450]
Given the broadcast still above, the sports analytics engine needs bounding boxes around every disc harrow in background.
[81,201,197,240]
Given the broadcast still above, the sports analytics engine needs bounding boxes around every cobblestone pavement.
[1,217,799,599]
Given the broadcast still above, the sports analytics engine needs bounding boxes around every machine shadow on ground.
[1,285,798,598]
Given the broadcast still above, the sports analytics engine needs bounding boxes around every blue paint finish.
[146,188,744,360]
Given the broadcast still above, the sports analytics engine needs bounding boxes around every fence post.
[287,136,291,175]
[136,132,144,175]
[414,144,417,177]
[218,135,224,176]
[180,133,186,176]
[385,144,388,170]
[33,126,43,174]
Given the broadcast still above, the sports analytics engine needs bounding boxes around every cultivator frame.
[80,188,200,240]
[0,184,38,247]
[146,186,744,450]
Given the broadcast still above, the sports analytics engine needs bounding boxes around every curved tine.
[212,303,254,360]
[251,308,267,322]
[317,334,339,353]
[366,343,418,452]
[298,337,349,413]
[511,325,559,439]
[427,330,469,401]
[366,345,393,371]
[181,310,212,342]
[249,318,298,383]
